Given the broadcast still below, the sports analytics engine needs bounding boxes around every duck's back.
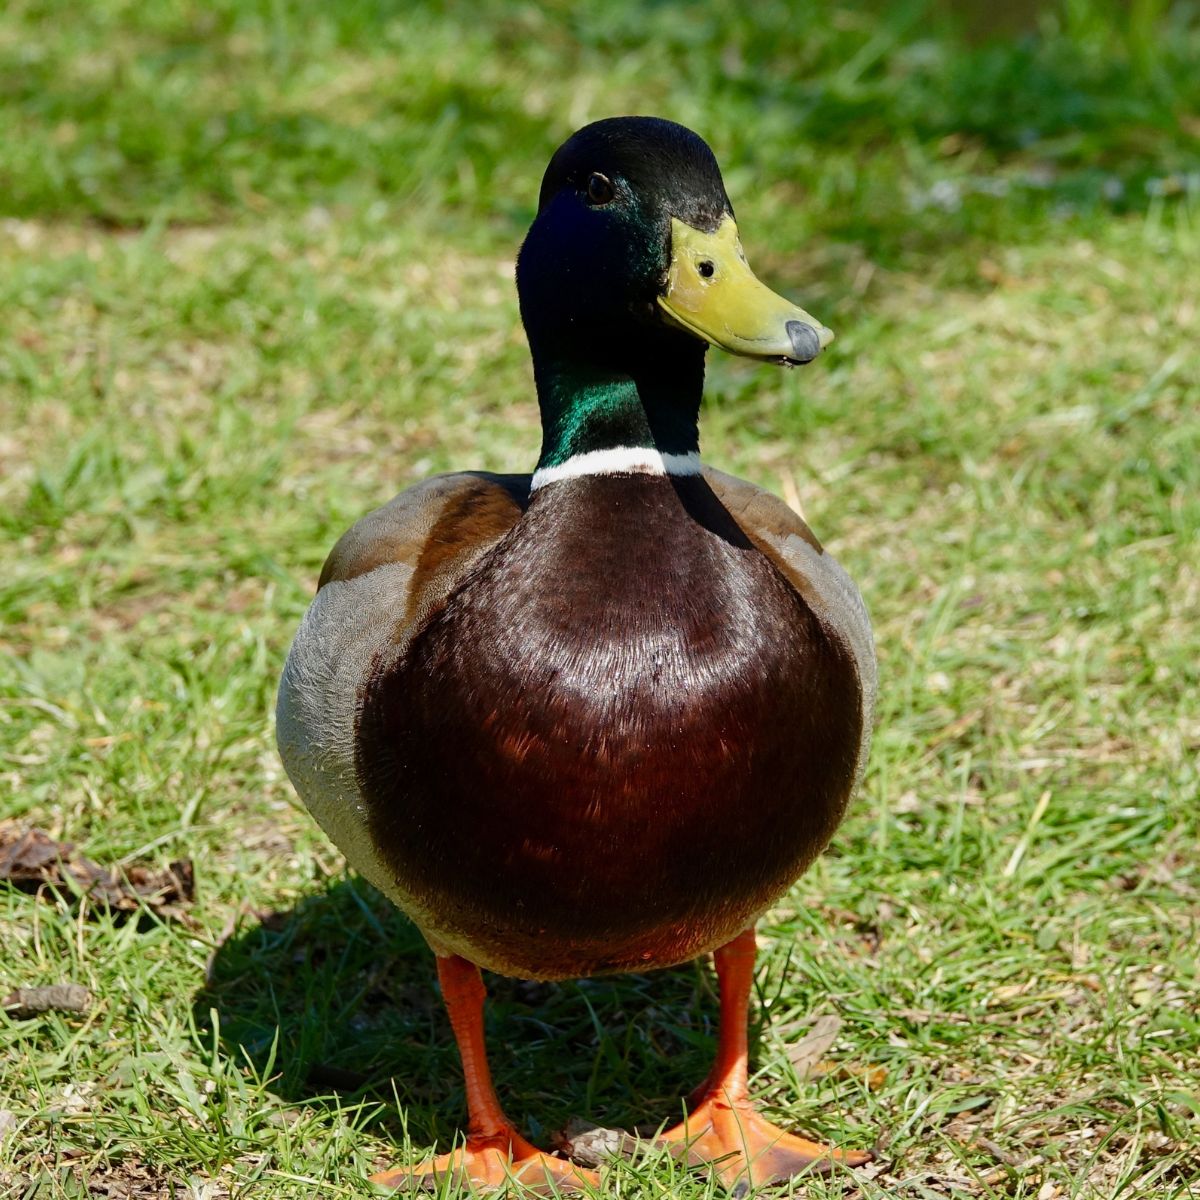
[278,469,874,980]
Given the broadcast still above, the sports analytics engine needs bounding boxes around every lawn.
[1,1,1198,1197]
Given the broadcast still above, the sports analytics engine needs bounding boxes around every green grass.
[2,0,1198,1197]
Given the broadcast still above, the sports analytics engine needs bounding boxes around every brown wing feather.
[319,471,529,596]
[316,470,531,649]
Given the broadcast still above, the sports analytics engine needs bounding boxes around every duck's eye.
[586,172,615,205]
[697,260,715,278]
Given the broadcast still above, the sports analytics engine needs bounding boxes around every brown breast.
[355,473,861,978]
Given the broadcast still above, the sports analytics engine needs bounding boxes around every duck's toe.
[656,1093,871,1194]
[371,1127,598,1194]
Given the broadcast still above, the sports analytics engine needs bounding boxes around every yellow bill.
[657,216,833,365]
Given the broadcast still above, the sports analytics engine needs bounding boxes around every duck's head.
[517,116,832,371]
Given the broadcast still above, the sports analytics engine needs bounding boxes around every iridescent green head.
[517,117,831,471]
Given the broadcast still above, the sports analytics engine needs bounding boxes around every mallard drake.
[277,116,876,1193]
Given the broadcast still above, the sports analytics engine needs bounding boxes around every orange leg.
[371,955,597,1194]
[656,928,871,1192]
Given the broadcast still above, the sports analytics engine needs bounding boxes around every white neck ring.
[530,447,703,491]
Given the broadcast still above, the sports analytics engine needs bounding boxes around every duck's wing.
[318,470,530,600]
[703,465,877,775]
[276,471,529,898]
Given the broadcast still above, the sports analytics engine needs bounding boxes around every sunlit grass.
[2,1,1198,1197]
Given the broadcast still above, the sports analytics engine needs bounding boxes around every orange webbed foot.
[657,1090,871,1192]
[652,929,872,1193]
[371,1127,598,1194]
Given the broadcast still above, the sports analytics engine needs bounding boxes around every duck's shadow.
[195,877,718,1147]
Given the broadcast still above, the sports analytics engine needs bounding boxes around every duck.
[276,115,876,1194]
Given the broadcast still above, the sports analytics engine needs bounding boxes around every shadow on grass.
[195,876,718,1148]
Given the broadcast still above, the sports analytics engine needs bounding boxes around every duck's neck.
[530,336,706,487]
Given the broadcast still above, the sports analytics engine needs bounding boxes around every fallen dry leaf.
[810,1059,889,1090]
[2,982,92,1018]
[783,1014,843,1076]
[0,825,194,920]
[80,1156,223,1200]
[552,1118,638,1166]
